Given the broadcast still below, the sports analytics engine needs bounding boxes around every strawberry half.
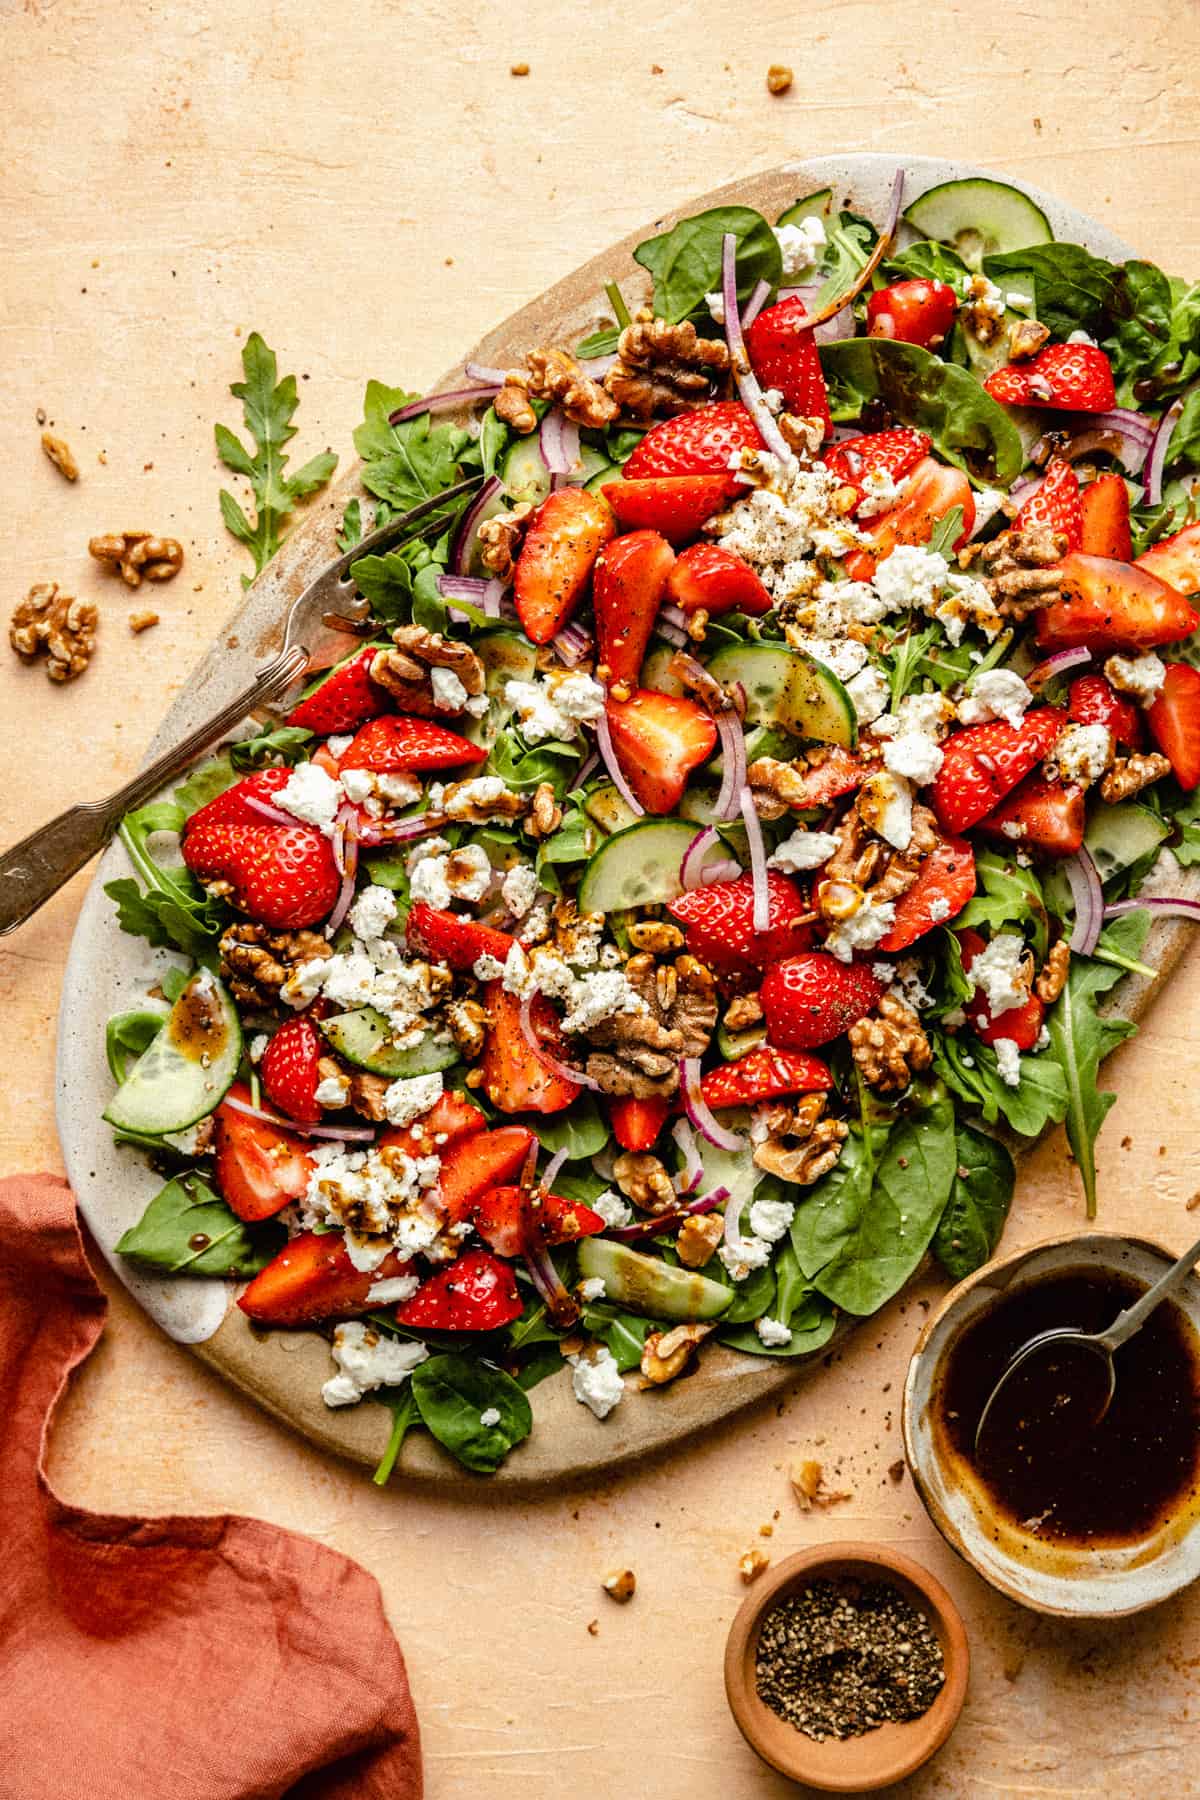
[339,714,485,772]
[878,836,976,952]
[288,647,389,734]
[1148,662,1200,789]
[622,401,763,490]
[513,487,615,644]
[602,689,717,814]
[186,767,296,831]
[609,1094,672,1151]
[182,819,341,928]
[700,1047,833,1108]
[1016,456,1082,552]
[592,528,676,685]
[396,1249,522,1332]
[405,904,514,971]
[668,870,813,975]
[745,296,831,435]
[438,1125,537,1222]
[761,954,884,1051]
[480,983,581,1114]
[846,458,975,580]
[1036,554,1199,653]
[931,708,1067,834]
[1079,472,1132,561]
[213,1084,314,1221]
[469,1185,605,1260]
[238,1232,415,1327]
[769,747,864,810]
[260,1017,325,1124]
[1068,673,1144,750]
[823,427,932,502]
[665,543,772,617]
[984,341,1117,412]
[602,475,731,542]
[977,774,1085,857]
[1136,521,1200,597]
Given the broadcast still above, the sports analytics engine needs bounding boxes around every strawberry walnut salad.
[104,173,1200,1477]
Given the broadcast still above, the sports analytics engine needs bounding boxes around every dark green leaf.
[372,1388,421,1485]
[512,1341,566,1391]
[580,1303,655,1373]
[531,1095,609,1159]
[634,206,782,325]
[983,244,1118,339]
[576,325,620,359]
[955,850,1049,960]
[229,725,314,771]
[410,1354,533,1473]
[934,1032,1069,1136]
[339,496,365,551]
[172,757,241,817]
[933,1123,1015,1280]
[718,1261,776,1325]
[884,240,971,290]
[115,1172,284,1277]
[352,380,476,515]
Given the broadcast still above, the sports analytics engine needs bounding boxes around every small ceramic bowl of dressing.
[903,1232,1200,1619]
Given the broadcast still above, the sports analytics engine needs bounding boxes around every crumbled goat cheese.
[560,969,645,1034]
[1050,722,1113,787]
[322,1322,428,1408]
[883,731,943,785]
[756,1315,793,1348]
[249,1032,269,1063]
[276,761,343,836]
[479,1407,502,1428]
[407,834,450,869]
[874,956,933,1012]
[326,734,353,758]
[321,952,378,1010]
[856,467,904,520]
[968,932,1030,1017]
[972,487,1009,531]
[718,1236,773,1280]
[933,573,1004,644]
[430,666,468,711]
[845,664,892,725]
[473,952,507,982]
[504,673,606,742]
[1105,653,1166,707]
[303,1139,444,1265]
[1067,329,1098,346]
[857,770,914,851]
[824,896,897,963]
[817,577,892,627]
[382,1071,444,1128]
[366,1273,421,1304]
[748,1197,795,1242]
[1005,290,1034,310]
[769,828,839,873]
[314,1073,351,1108]
[956,668,1034,729]
[443,776,511,819]
[928,895,951,922]
[409,854,453,910]
[774,215,826,278]
[871,544,950,616]
[569,1347,625,1420]
[578,1277,607,1302]
[992,1036,1022,1088]
[711,463,865,588]
[339,767,376,805]
[591,1189,633,1229]
[376,770,423,807]
[349,884,398,944]
[969,276,1006,322]
[281,955,331,1009]
[705,290,726,326]
[501,862,540,919]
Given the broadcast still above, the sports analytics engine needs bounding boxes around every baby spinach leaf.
[229,724,314,771]
[511,1341,567,1391]
[116,1173,284,1277]
[553,1167,611,1205]
[215,332,338,583]
[372,1388,421,1486]
[339,496,365,551]
[105,1009,165,1084]
[532,1095,609,1160]
[410,1354,533,1473]
[884,240,971,291]
[982,244,1118,339]
[1044,911,1149,1218]
[933,1123,1015,1281]
[818,338,1025,485]
[717,1261,776,1325]
[717,1243,838,1357]
[505,1300,560,1354]
[1102,259,1174,394]
[580,1303,655,1372]
[634,206,782,325]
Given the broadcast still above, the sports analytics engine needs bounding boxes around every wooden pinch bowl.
[723,1541,969,1792]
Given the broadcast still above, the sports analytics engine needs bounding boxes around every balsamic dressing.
[934,1268,1200,1547]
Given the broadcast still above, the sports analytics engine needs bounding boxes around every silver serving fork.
[0,478,483,935]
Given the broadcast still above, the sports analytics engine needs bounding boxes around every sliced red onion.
[1009,472,1044,508]
[1064,846,1104,955]
[741,278,772,331]
[739,790,771,933]
[325,830,359,939]
[722,232,794,464]
[804,167,905,330]
[594,709,644,816]
[540,1146,569,1192]
[465,360,509,385]
[389,385,500,423]
[539,409,582,479]
[523,1234,579,1328]
[553,621,594,666]
[220,1092,376,1143]
[365,814,448,845]
[681,825,720,891]
[681,1056,747,1152]
[671,1117,703,1193]
[1035,415,1152,477]
[450,473,502,577]
[612,1189,728,1242]
[437,573,490,623]
[815,308,856,346]
[518,990,598,1091]
[722,1184,758,1262]
[714,711,748,824]
[574,747,600,788]
[657,618,688,648]
[1027,646,1092,689]
[660,602,688,631]
[1105,897,1200,923]
[244,794,301,828]
[1146,379,1200,506]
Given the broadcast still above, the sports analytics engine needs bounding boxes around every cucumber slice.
[1084,803,1169,882]
[103,970,241,1135]
[320,1008,460,1078]
[576,1238,732,1322]
[641,642,686,696]
[577,817,732,913]
[677,784,749,860]
[583,782,642,837]
[705,643,857,748]
[776,188,833,230]
[466,629,539,749]
[584,460,621,495]
[903,178,1053,269]
[716,1020,767,1060]
[500,437,551,507]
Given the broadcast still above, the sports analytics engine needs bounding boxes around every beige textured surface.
[4,1,1200,1792]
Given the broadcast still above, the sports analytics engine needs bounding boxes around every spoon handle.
[1099,1231,1200,1351]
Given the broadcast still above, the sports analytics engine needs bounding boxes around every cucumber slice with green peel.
[677,784,749,859]
[776,188,833,230]
[465,629,539,748]
[1084,803,1169,883]
[103,970,241,1136]
[320,1008,460,1078]
[705,642,857,749]
[641,642,686,696]
[584,461,621,495]
[576,1238,732,1322]
[903,178,1053,269]
[716,1020,768,1060]
[584,782,643,837]
[500,437,552,507]
[577,818,733,912]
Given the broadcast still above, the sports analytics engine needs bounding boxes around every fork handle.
[0,646,309,937]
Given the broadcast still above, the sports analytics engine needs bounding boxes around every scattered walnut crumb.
[759,1522,774,1538]
[35,406,47,426]
[41,431,79,481]
[602,1569,636,1604]
[586,1619,599,1636]
[766,63,793,94]
[1187,1192,1200,1212]
[739,1548,770,1583]
[510,60,529,75]
[128,608,160,634]
[789,1458,852,1510]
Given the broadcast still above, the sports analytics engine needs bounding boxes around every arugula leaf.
[485,731,582,793]
[933,1123,1015,1280]
[955,850,1049,960]
[818,338,1025,485]
[806,209,879,312]
[372,1388,421,1486]
[983,244,1118,339]
[171,756,240,817]
[352,380,477,515]
[410,1354,533,1472]
[339,496,365,552]
[350,538,441,624]
[105,1009,165,1084]
[934,1032,1068,1136]
[478,406,510,481]
[106,808,227,960]
[1043,911,1150,1218]
[116,1172,284,1277]
[215,332,337,582]
[576,324,620,359]
[229,724,314,771]
[580,1303,655,1373]
[530,1095,609,1159]
[928,507,965,558]
[633,206,782,325]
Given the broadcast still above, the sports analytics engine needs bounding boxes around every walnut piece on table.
[41,430,79,481]
[89,531,184,587]
[9,582,97,682]
[739,1547,770,1582]
[128,608,160,634]
[602,1569,636,1604]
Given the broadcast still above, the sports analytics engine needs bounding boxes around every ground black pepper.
[754,1578,944,1742]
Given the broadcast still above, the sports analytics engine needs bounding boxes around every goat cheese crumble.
[568,1348,625,1419]
[322,1323,428,1409]
[275,761,343,836]
[756,1315,793,1348]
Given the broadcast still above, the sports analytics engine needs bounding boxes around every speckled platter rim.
[55,153,1198,1489]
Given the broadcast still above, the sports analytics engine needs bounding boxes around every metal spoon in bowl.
[974,1231,1200,1454]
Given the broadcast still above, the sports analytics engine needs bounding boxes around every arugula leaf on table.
[215,332,337,584]
[634,206,782,325]
[934,1033,1068,1137]
[105,1009,166,1084]
[410,1354,532,1473]
[230,724,314,771]
[116,1172,284,1277]
[1043,911,1150,1218]
[932,1122,1015,1281]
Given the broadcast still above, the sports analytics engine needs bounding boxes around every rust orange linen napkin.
[0,1173,422,1800]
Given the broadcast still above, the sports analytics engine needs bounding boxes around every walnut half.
[752,1095,848,1183]
[604,318,730,421]
[9,582,97,682]
[848,994,933,1094]
[89,531,184,587]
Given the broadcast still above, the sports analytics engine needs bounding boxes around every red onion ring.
[714,712,748,823]
[244,794,303,829]
[540,1146,569,1192]
[739,790,771,933]
[722,1185,759,1263]
[325,825,359,938]
[1064,846,1104,955]
[680,825,720,891]
[450,473,502,576]
[553,621,594,666]
[657,619,688,648]
[611,1188,729,1242]
[741,278,772,332]
[389,385,500,423]
[518,990,598,1091]
[221,1092,376,1142]
[539,409,582,479]
[1105,897,1200,923]
[1009,473,1044,508]
[594,710,645,816]
[681,1056,747,1151]
[465,360,509,385]
[671,1117,703,1193]
[660,602,688,631]
[1027,646,1092,690]
[722,233,795,465]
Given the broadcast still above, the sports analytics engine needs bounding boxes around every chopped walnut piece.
[676,1212,724,1269]
[583,951,717,1098]
[790,1458,852,1510]
[602,1569,636,1603]
[445,996,488,1061]
[41,431,79,481]
[958,521,1067,618]
[1009,319,1051,361]
[613,1150,676,1214]
[1035,940,1071,1005]
[524,781,563,840]
[822,802,939,909]
[961,273,1005,345]
[723,992,763,1032]
[739,1547,771,1583]
[603,318,730,421]
[627,920,684,954]
[89,531,184,587]
[476,502,532,580]
[1100,751,1172,804]
[219,923,333,1009]
[499,348,619,433]
[128,608,160,634]
[639,1322,714,1386]
[752,1095,848,1184]
[748,747,864,821]
[766,62,793,94]
[9,582,97,682]
[494,379,538,435]
[849,994,933,1093]
[346,1071,391,1121]
[370,623,485,715]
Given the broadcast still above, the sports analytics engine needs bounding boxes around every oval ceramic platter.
[56,154,1199,1488]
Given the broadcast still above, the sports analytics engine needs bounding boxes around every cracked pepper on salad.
[104,171,1200,1476]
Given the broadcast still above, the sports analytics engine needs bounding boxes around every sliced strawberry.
[602,475,732,541]
[396,1249,522,1332]
[592,529,676,685]
[1036,554,1199,653]
[405,904,514,971]
[468,1185,605,1259]
[865,280,958,349]
[1016,457,1082,552]
[185,767,296,831]
[1068,673,1144,750]
[668,870,813,976]
[931,708,1067,834]
[1147,662,1200,789]
[609,1094,672,1152]
[438,1123,537,1222]
[877,836,976,952]
[846,458,975,581]
[480,983,580,1114]
[377,1090,485,1159]
[287,647,389,734]
[602,689,717,814]
[213,1084,315,1221]
[622,401,763,490]
[767,746,864,810]
[746,296,831,435]
[238,1232,414,1327]
[182,819,340,929]
[1080,472,1132,561]
[513,487,615,644]
[1136,521,1200,597]
[664,543,772,617]
[959,928,1044,1050]
[984,342,1117,412]
[260,1017,325,1124]
[700,1047,833,1108]
[338,715,485,772]
[761,954,884,1051]
[977,774,1085,857]
[823,427,932,502]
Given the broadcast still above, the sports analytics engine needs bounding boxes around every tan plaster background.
[3,1,1200,1793]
